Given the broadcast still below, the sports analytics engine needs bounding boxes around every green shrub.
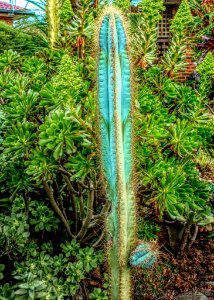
[0,22,47,55]
[197,52,214,97]
[170,0,194,34]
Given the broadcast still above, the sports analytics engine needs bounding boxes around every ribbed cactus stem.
[98,7,135,300]
[46,0,60,48]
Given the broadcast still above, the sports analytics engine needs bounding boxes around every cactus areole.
[97,7,135,300]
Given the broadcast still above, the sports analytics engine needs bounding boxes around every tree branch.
[62,175,78,235]
[70,0,78,10]
[76,181,94,241]
[42,179,74,238]
[187,224,198,251]
[78,183,85,219]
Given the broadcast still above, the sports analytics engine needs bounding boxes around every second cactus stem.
[98,7,135,300]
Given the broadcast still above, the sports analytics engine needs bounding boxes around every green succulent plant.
[76,247,104,272]
[0,50,20,71]
[0,264,5,281]
[0,211,30,256]
[165,119,201,157]
[4,89,39,122]
[0,283,13,300]
[13,272,47,300]
[12,242,103,298]
[3,122,36,159]
[39,110,85,160]
[89,288,108,300]
[26,149,57,183]
[60,240,80,257]
[29,202,59,232]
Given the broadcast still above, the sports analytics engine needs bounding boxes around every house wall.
[0,14,13,25]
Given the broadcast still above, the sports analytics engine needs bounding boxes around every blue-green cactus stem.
[98,7,134,300]
[130,243,158,269]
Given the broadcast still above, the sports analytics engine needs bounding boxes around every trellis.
[157,0,181,57]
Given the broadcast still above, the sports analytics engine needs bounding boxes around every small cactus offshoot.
[130,242,158,269]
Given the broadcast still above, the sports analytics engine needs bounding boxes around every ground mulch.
[133,236,214,300]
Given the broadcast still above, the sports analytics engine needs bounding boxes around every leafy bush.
[197,52,214,97]
[11,240,104,298]
[0,11,107,298]
[0,0,213,298]
[170,0,194,34]
[0,22,47,55]
[133,3,214,226]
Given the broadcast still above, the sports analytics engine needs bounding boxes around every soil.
[132,233,214,300]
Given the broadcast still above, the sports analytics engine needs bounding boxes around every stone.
[175,292,208,300]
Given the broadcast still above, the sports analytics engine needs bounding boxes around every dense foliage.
[134,0,213,252]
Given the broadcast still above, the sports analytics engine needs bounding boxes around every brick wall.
[177,47,195,82]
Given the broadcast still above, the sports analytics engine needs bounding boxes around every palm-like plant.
[0,50,20,72]
[162,35,187,79]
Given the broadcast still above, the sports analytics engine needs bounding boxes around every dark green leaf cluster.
[136,65,213,222]
[196,52,214,98]
[170,0,194,35]
[0,198,105,299]
[0,17,106,299]
[0,22,47,55]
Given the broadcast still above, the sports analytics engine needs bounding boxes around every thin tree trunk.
[70,0,78,10]
[42,179,74,238]
[76,181,94,241]
[179,223,191,256]
[62,175,78,234]
[187,224,198,251]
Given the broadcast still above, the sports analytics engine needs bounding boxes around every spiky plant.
[130,0,164,69]
[170,0,194,35]
[131,16,158,69]
[60,0,73,24]
[46,0,60,48]
[162,0,194,79]
[97,6,156,300]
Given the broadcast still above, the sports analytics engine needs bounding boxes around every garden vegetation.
[0,0,213,299]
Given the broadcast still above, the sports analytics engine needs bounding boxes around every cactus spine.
[98,7,135,300]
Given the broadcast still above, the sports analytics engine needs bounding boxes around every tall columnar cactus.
[97,5,157,300]
[46,0,60,48]
[97,7,135,300]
